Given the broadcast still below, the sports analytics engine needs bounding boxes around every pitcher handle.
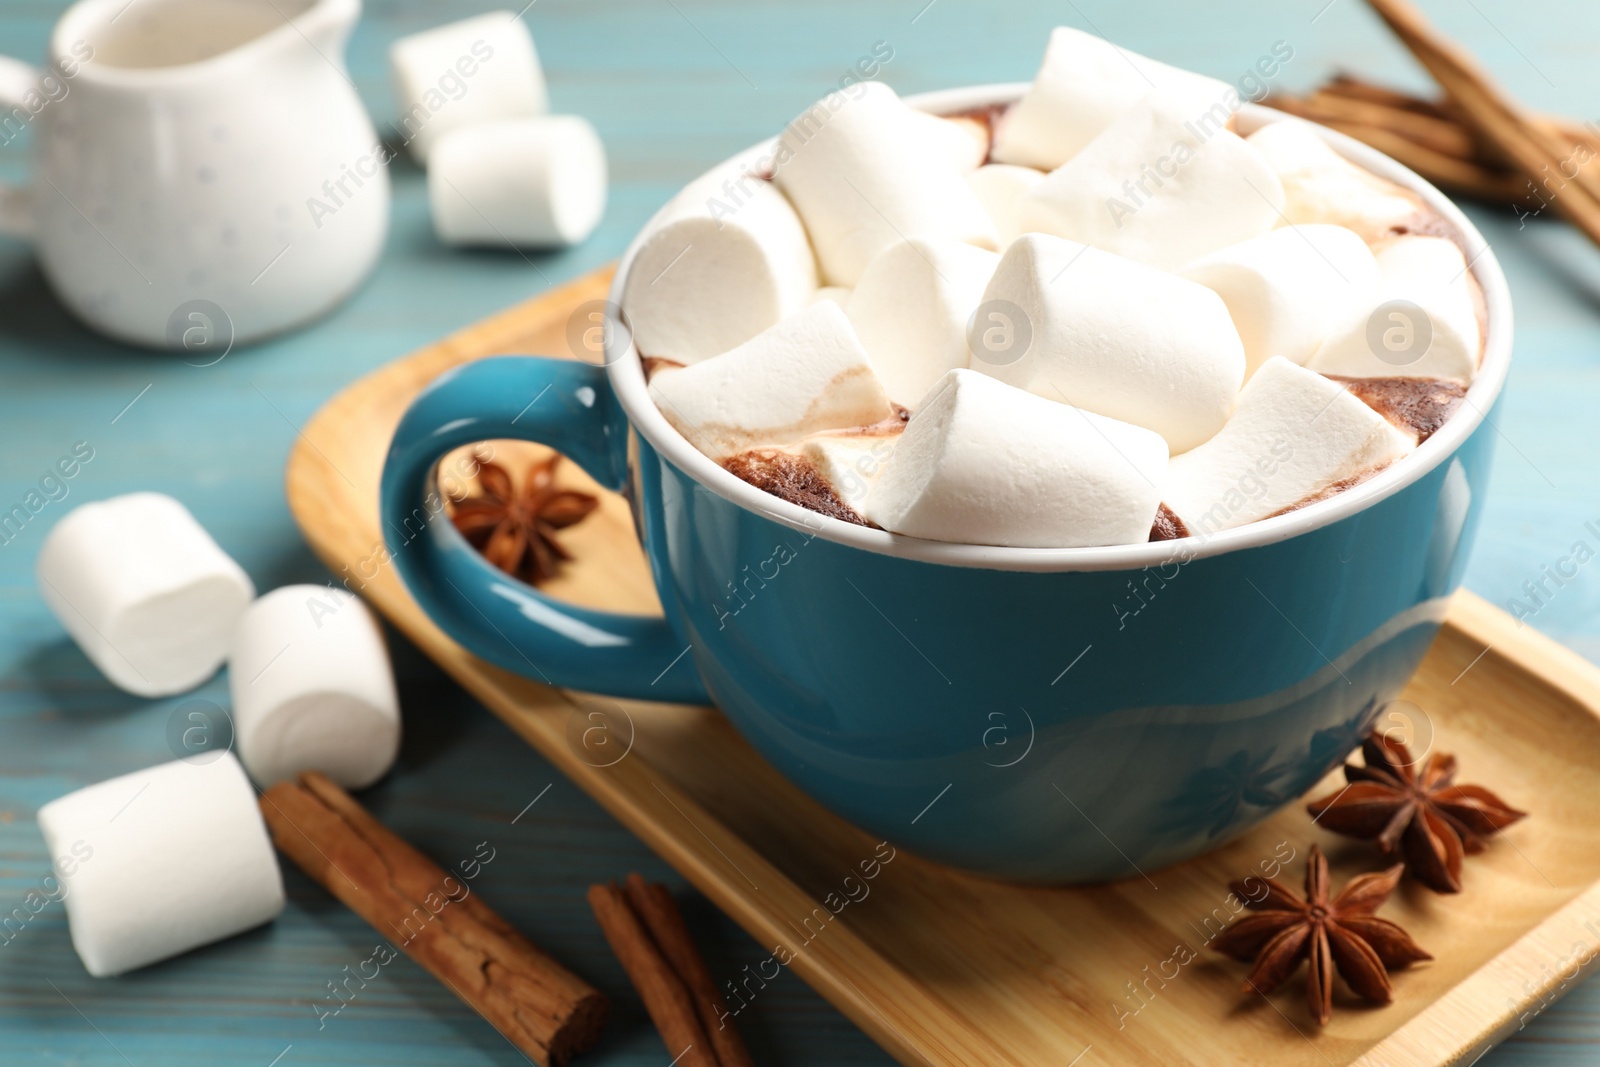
[0,57,36,239]
[379,356,710,704]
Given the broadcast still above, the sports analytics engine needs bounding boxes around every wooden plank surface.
[2,0,1600,1064]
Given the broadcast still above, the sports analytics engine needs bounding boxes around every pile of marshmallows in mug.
[626,27,1485,549]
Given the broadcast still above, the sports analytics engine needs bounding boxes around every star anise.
[449,455,600,584]
[1213,845,1430,1025]
[1306,732,1526,893]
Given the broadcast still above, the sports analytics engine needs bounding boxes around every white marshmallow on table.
[429,116,607,248]
[229,585,401,790]
[846,237,1000,407]
[649,302,896,460]
[811,286,852,308]
[863,369,1167,548]
[1016,93,1284,271]
[1180,224,1381,379]
[1246,121,1424,243]
[991,26,1231,170]
[390,12,548,164]
[623,168,818,365]
[1308,235,1482,381]
[801,433,899,510]
[976,234,1245,454]
[36,753,285,977]
[1163,357,1415,536]
[771,82,997,286]
[907,110,990,170]
[966,163,1045,248]
[35,493,254,697]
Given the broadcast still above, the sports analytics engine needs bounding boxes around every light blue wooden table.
[2,0,1597,1063]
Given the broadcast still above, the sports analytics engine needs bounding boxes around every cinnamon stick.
[1322,120,1526,200]
[587,882,720,1067]
[1290,90,1480,160]
[261,773,607,1066]
[1269,65,1600,207]
[1265,86,1524,200]
[1320,73,1462,118]
[1362,0,1600,245]
[623,874,755,1067]
[1318,74,1600,159]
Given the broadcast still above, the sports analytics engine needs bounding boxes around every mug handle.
[379,355,710,705]
[0,58,35,239]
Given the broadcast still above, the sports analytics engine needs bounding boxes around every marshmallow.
[976,234,1245,454]
[650,302,896,459]
[229,586,401,790]
[967,163,1046,247]
[624,169,818,364]
[811,286,852,307]
[771,82,997,286]
[1246,121,1424,243]
[800,433,899,510]
[863,369,1167,547]
[1163,357,1415,535]
[847,238,1000,407]
[1016,94,1284,271]
[1308,236,1482,381]
[36,493,254,697]
[37,753,285,977]
[429,116,607,248]
[991,27,1231,170]
[390,12,548,164]
[908,110,990,170]
[1180,225,1381,379]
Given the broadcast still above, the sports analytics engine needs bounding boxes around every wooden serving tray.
[286,268,1600,1067]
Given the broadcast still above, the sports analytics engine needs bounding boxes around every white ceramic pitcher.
[0,0,389,350]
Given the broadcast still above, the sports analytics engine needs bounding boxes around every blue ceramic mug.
[380,90,1511,883]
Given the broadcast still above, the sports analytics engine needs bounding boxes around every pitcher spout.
[287,0,361,61]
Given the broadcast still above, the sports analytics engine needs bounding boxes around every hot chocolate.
[721,450,867,526]
[625,27,1484,550]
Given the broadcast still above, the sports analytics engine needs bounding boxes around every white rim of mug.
[52,0,351,84]
[608,85,1512,574]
